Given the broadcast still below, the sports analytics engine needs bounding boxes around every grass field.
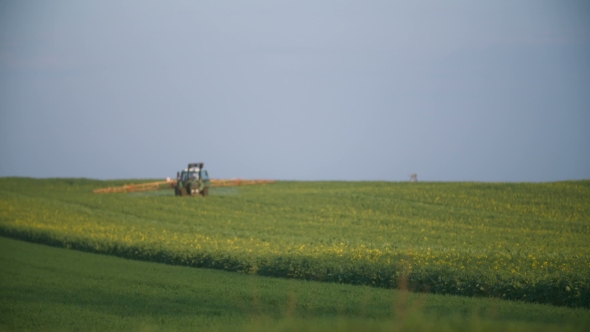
[1,236,589,331]
[0,178,589,311]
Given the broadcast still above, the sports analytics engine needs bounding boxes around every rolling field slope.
[0,178,589,308]
[1,236,589,331]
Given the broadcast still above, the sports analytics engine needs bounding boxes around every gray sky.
[1,0,589,181]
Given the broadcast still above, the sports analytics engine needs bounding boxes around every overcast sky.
[1,1,589,181]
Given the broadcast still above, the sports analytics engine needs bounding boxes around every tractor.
[174,163,210,196]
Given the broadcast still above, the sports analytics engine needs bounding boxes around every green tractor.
[174,163,211,196]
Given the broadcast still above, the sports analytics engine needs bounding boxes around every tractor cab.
[175,163,210,196]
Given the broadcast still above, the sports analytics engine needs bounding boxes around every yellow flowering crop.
[0,178,588,307]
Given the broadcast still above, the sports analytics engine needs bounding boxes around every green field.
[0,178,589,313]
[1,236,589,331]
